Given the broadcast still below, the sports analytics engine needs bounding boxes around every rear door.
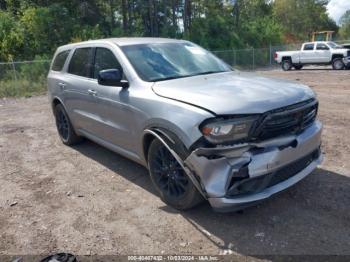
[48,49,71,101]
[300,43,316,63]
[63,47,98,132]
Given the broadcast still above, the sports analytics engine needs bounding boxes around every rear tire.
[294,65,303,70]
[282,59,292,71]
[332,58,345,70]
[148,139,203,210]
[54,104,82,145]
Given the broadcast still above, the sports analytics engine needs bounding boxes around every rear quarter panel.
[276,51,300,64]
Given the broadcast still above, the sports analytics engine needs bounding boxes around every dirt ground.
[0,68,349,259]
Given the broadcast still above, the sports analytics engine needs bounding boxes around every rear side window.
[52,50,70,71]
[93,48,122,79]
[303,44,314,51]
[68,48,94,77]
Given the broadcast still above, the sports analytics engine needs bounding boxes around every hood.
[333,48,349,53]
[152,71,315,115]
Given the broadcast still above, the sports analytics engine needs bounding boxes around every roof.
[109,37,186,46]
[303,41,332,44]
[57,37,186,51]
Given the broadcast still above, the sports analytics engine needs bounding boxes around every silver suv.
[48,38,323,212]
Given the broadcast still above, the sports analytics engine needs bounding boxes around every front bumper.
[185,120,323,212]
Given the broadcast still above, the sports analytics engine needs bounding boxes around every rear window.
[68,48,94,77]
[303,44,314,51]
[51,50,70,71]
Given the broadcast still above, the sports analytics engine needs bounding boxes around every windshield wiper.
[151,70,228,82]
[151,75,188,82]
[191,70,227,76]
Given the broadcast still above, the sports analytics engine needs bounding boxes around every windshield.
[327,42,341,49]
[121,42,232,82]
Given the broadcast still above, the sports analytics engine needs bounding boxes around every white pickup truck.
[274,41,350,71]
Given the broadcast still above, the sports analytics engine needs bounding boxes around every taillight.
[274,53,278,59]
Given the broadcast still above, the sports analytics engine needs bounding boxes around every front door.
[315,43,331,63]
[90,47,136,153]
[300,43,316,64]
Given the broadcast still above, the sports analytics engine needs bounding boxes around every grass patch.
[0,77,47,98]
[0,60,50,98]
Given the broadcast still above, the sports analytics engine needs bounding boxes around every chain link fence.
[213,43,325,70]
[0,60,51,97]
[1,40,349,97]
[212,45,289,70]
[212,40,350,70]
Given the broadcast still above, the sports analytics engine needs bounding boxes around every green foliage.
[189,10,243,49]
[0,78,47,98]
[241,17,284,47]
[273,0,338,42]
[17,56,50,81]
[0,0,342,62]
[0,55,50,97]
[20,4,75,55]
[0,11,24,60]
[71,24,104,43]
[339,10,350,40]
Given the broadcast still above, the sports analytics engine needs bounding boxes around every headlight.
[200,116,258,144]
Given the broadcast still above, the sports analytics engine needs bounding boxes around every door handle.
[88,89,97,96]
[58,82,66,90]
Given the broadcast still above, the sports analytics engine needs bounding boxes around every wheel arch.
[142,127,189,163]
[51,96,78,134]
[143,128,207,199]
[143,132,156,163]
[332,54,344,60]
[51,96,65,112]
[282,56,292,61]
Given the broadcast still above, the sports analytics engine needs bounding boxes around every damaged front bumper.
[185,120,323,212]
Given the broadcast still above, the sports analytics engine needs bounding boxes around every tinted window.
[93,48,122,79]
[68,48,93,77]
[316,43,329,50]
[52,50,70,71]
[303,44,314,51]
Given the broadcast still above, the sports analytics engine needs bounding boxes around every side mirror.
[98,69,129,88]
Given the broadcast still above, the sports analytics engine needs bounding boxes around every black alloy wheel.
[54,104,81,145]
[150,144,189,198]
[56,107,69,140]
[147,139,203,210]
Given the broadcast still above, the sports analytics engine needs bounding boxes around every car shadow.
[72,140,350,256]
[296,68,334,71]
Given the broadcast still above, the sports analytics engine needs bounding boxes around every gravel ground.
[0,69,349,259]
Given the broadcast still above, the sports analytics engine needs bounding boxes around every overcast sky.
[327,0,350,24]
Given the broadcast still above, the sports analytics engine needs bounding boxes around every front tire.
[148,139,203,210]
[332,58,345,70]
[54,104,82,145]
[282,59,292,71]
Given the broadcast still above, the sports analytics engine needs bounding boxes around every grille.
[226,148,320,197]
[253,100,318,141]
